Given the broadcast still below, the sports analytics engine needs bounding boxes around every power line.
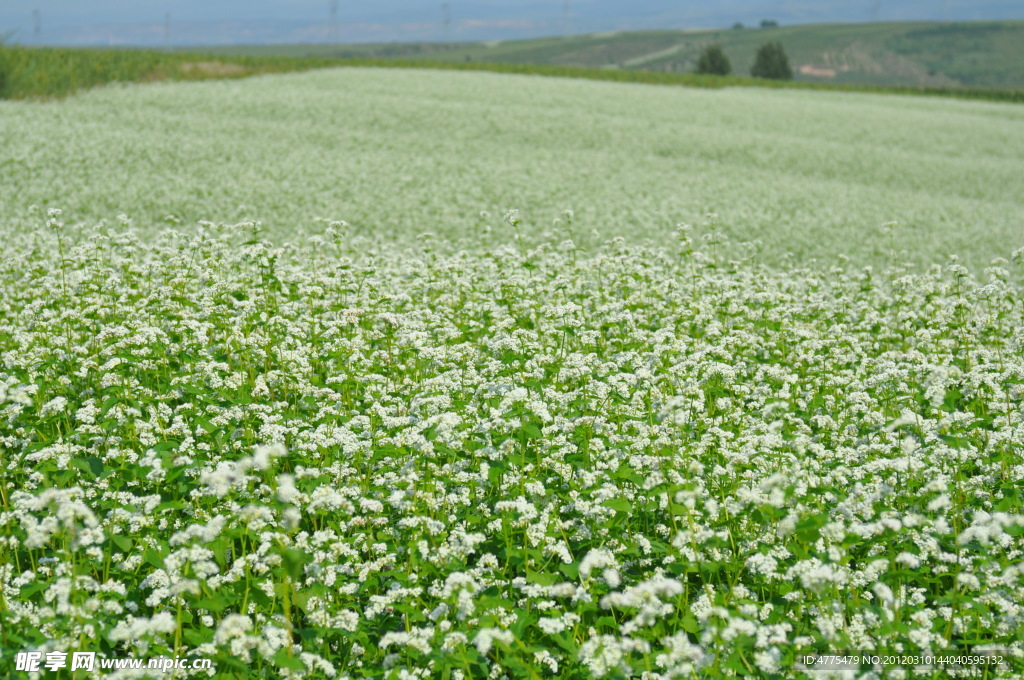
[329,0,339,44]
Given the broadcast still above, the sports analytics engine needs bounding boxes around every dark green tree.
[750,41,792,80]
[695,44,731,76]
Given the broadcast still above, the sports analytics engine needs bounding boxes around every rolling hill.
[193,21,1024,91]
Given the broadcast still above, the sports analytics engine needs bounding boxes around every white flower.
[214,614,253,644]
[537,617,567,635]
[39,396,68,417]
[579,548,617,580]
[473,628,513,655]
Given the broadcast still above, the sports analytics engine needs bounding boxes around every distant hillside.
[194,21,1024,91]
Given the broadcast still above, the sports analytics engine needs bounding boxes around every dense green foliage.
[695,44,731,76]
[0,34,11,98]
[0,46,335,100]
[2,213,1024,678]
[751,42,793,80]
[0,51,9,98]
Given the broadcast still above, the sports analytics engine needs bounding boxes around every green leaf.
[20,582,47,599]
[183,628,214,647]
[795,513,826,542]
[281,548,310,580]
[154,500,188,513]
[602,498,633,514]
[613,463,645,486]
[522,423,542,439]
[526,571,558,586]
[111,535,133,552]
[100,397,120,415]
[195,596,227,612]
[550,632,577,654]
[195,418,218,434]
[273,649,305,671]
[294,585,326,613]
[143,548,165,569]
[71,456,105,479]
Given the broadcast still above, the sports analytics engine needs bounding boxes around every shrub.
[750,41,792,79]
[0,35,9,98]
[695,44,731,76]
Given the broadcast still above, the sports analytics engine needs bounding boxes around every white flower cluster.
[1,214,1023,678]
[2,67,1022,266]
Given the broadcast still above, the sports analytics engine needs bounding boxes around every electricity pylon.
[329,0,339,44]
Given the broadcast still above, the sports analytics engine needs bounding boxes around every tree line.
[697,42,793,80]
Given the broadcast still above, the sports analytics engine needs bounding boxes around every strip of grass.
[1,45,1023,104]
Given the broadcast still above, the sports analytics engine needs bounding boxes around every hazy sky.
[3,1,1022,46]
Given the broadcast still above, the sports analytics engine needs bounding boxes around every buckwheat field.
[2,68,1024,680]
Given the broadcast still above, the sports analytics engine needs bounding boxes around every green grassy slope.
[0,46,341,100]
[194,21,1024,91]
